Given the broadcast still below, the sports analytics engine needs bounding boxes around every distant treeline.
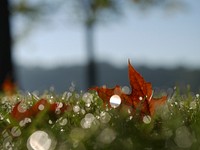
[16,63,200,93]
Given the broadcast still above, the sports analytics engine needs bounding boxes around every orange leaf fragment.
[11,99,68,121]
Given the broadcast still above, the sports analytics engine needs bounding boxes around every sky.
[12,0,200,69]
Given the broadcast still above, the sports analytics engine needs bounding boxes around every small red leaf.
[90,60,167,116]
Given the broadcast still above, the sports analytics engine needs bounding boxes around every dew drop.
[19,118,31,127]
[139,97,143,101]
[49,120,53,125]
[100,112,111,124]
[122,86,131,94]
[127,108,132,114]
[2,130,9,138]
[110,95,121,108]
[27,131,56,150]
[97,128,116,144]
[11,126,21,137]
[60,128,64,132]
[3,137,13,150]
[6,118,11,124]
[55,109,61,115]
[129,116,133,120]
[75,94,80,99]
[85,113,95,122]
[67,92,72,100]
[61,91,67,100]
[80,118,92,129]
[85,103,91,107]
[58,118,68,126]
[143,115,151,124]
[73,105,80,113]
[82,92,93,104]
[17,103,27,113]
[0,114,4,120]
[69,86,75,92]
[38,104,44,111]
[81,109,86,115]
[57,102,63,109]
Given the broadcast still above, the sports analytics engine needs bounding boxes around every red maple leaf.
[90,60,167,116]
[11,99,68,121]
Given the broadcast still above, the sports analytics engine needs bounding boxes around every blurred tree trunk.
[85,22,96,88]
[0,0,15,91]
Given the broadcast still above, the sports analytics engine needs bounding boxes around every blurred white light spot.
[38,104,44,111]
[139,97,143,101]
[81,109,86,115]
[85,103,91,107]
[110,95,121,108]
[17,103,27,113]
[100,112,111,124]
[85,113,95,122]
[82,92,93,104]
[80,113,95,129]
[73,105,80,113]
[57,102,63,109]
[97,128,116,144]
[143,115,151,124]
[80,118,91,129]
[122,86,131,94]
[27,131,56,150]
[174,126,194,148]
[58,118,68,126]
[48,120,53,125]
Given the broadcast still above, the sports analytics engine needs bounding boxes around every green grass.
[0,88,200,150]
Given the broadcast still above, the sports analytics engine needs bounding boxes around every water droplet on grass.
[49,120,53,125]
[143,115,151,124]
[58,118,67,126]
[139,97,143,101]
[73,105,80,113]
[122,86,130,94]
[81,109,86,115]
[57,102,63,109]
[80,118,91,129]
[11,126,21,137]
[38,104,44,111]
[85,103,91,107]
[85,113,95,122]
[82,93,93,104]
[110,95,121,108]
[3,137,13,150]
[27,131,56,150]
[0,114,4,120]
[97,128,116,144]
[17,103,27,113]
[100,112,111,124]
